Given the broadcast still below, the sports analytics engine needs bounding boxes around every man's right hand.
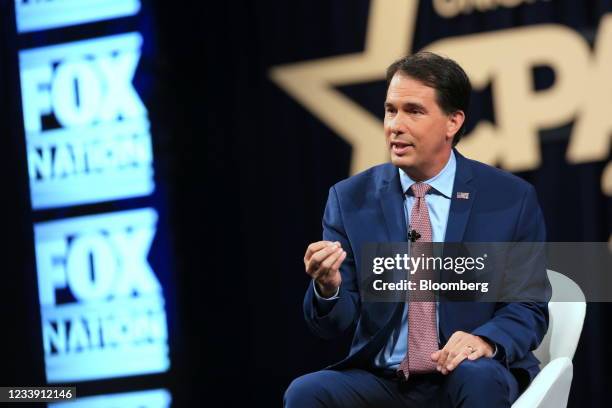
[304,241,346,298]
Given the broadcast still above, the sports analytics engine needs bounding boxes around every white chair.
[511,269,586,408]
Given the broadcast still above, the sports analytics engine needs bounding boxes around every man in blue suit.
[284,52,549,407]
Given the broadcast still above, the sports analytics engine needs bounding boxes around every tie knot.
[410,182,431,198]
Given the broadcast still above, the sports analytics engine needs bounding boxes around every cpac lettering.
[433,0,539,19]
[425,15,612,175]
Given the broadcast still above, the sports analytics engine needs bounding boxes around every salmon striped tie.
[398,182,439,380]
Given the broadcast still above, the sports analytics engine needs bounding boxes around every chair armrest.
[512,357,573,408]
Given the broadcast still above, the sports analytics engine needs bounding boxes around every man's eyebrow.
[403,101,426,111]
[384,101,427,111]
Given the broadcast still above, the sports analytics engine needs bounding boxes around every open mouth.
[390,140,414,155]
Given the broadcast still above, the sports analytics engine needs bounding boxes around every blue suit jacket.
[304,151,549,388]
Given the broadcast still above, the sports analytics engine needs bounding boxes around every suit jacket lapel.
[445,150,476,243]
[378,164,408,242]
[439,151,476,344]
[371,165,407,331]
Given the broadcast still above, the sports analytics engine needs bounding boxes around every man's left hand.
[431,331,494,375]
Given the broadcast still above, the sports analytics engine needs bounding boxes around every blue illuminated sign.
[16,0,141,33]
[49,389,171,407]
[17,0,172,388]
[35,209,170,382]
[19,33,154,209]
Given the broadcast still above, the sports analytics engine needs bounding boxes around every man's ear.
[446,110,465,141]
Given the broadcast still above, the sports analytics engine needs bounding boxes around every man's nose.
[388,114,406,135]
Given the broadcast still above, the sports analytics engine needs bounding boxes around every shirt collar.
[398,150,456,198]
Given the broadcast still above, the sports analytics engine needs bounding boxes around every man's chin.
[390,155,416,169]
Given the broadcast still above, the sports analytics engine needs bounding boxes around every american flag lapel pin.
[456,192,470,199]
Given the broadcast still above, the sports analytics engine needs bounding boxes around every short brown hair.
[386,52,471,146]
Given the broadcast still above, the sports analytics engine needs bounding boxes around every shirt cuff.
[312,280,340,300]
[477,335,498,358]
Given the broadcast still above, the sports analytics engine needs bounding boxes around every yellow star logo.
[270,0,612,246]
[269,0,419,175]
[270,0,611,201]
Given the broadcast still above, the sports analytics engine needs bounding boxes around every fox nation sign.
[15,0,140,33]
[35,209,169,382]
[20,33,153,209]
[16,2,170,384]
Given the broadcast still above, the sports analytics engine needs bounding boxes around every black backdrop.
[2,0,611,406]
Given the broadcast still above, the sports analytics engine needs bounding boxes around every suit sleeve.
[471,184,551,366]
[303,186,361,340]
